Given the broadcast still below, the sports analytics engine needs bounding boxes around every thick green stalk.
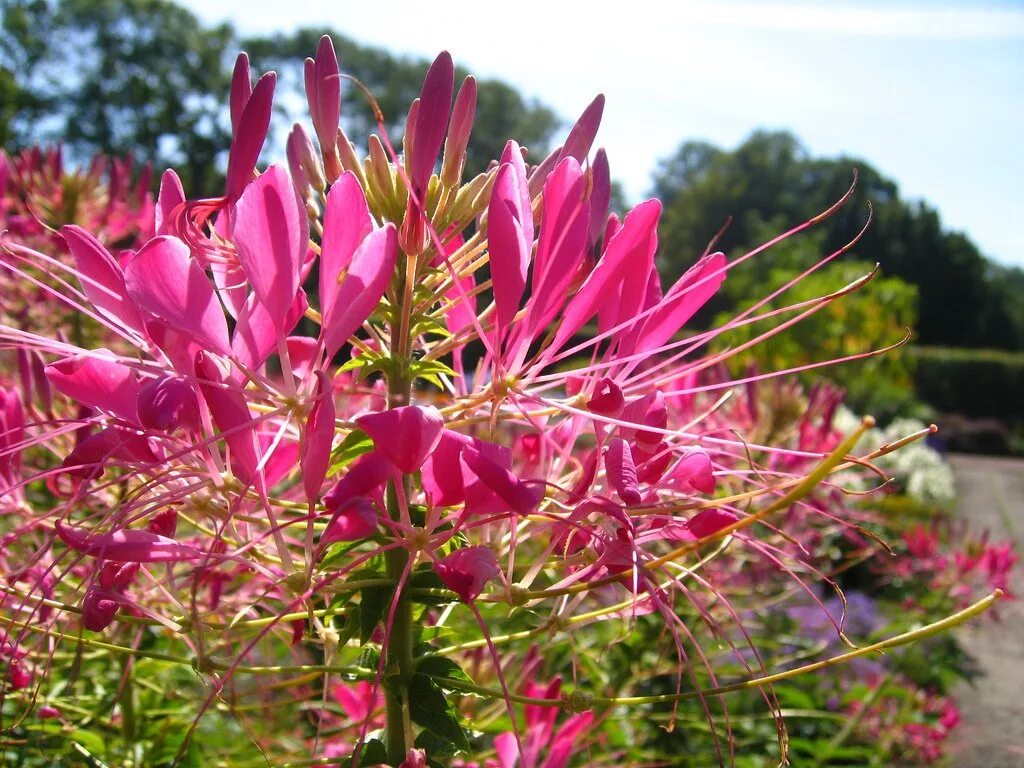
[384,356,414,765]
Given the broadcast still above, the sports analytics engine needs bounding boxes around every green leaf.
[328,429,374,475]
[408,673,470,752]
[415,655,473,685]
[359,584,391,645]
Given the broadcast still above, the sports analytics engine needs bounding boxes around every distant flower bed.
[1,37,1014,768]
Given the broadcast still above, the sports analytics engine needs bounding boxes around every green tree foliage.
[654,131,1024,351]
[243,28,559,176]
[1,0,235,193]
[1,2,560,195]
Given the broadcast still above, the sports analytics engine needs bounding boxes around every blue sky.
[182,1,1024,267]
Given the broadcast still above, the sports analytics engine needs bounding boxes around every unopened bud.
[440,75,477,187]
[286,123,325,193]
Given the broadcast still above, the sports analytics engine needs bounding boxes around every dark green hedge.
[913,347,1024,420]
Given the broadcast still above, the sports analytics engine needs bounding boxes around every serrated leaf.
[408,673,470,752]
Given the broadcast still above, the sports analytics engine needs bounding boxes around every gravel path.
[946,454,1024,767]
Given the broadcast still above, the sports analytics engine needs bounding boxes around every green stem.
[384,364,414,765]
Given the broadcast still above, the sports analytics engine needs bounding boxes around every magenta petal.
[319,172,373,322]
[231,289,308,374]
[586,377,625,417]
[62,428,157,480]
[549,199,662,355]
[229,52,253,133]
[409,51,454,195]
[633,252,726,355]
[124,236,231,355]
[355,405,443,474]
[232,165,309,332]
[45,351,139,422]
[462,444,543,515]
[305,35,341,160]
[559,94,605,164]
[321,223,398,359]
[321,496,378,545]
[55,520,202,563]
[82,588,119,631]
[421,430,470,507]
[137,375,199,432]
[523,158,589,340]
[155,169,185,236]
[324,450,393,510]
[301,371,336,503]
[605,437,642,505]
[687,508,739,539]
[588,148,612,248]
[499,140,533,245]
[225,71,276,202]
[433,545,499,602]
[672,449,716,494]
[194,352,262,489]
[61,225,144,330]
[493,732,519,768]
[488,162,530,339]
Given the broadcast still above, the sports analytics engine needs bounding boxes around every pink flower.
[434,546,500,602]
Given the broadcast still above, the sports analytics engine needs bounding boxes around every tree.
[653,131,1023,351]
[1,0,235,194]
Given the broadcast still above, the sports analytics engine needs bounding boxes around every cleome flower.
[0,34,991,768]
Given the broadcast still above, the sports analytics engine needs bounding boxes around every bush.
[913,347,1024,421]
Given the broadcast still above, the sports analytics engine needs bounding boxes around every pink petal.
[45,351,139,422]
[462,444,543,515]
[632,252,726,355]
[548,199,662,356]
[225,71,276,202]
[440,75,478,186]
[231,289,308,374]
[286,336,318,379]
[60,225,144,330]
[586,377,625,418]
[319,172,373,323]
[304,35,341,169]
[137,375,199,432]
[155,169,185,236]
[232,165,309,332]
[409,51,454,195]
[488,162,530,340]
[324,450,393,510]
[355,405,443,474]
[321,223,397,359]
[229,53,252,134]
[522,157,589,341]
[124,236,230,355]
[301,371,336,503]
[559,94,605,164]
[82,588,119,631]
[588,148,611,248]
[605,437,642,505]
[421,430,471,507]
[687,508,739,539]
[61,428,157,480]
[195,352,261,489]
[321,497,378,545]
[671,449,716,494]
[433,545,499,602]
[55,520,202,563]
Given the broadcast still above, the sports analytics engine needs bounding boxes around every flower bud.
[440,76,477,187]
[286,123,325,194]
[433,545,500,602]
